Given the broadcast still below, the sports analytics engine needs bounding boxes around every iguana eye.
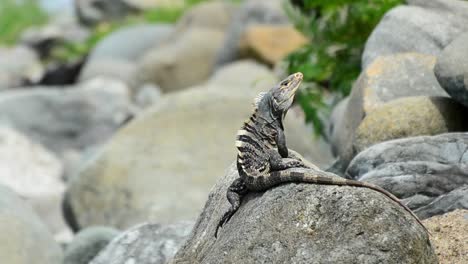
[281,80,290,86]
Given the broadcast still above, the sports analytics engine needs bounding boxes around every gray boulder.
[415,185,468,219]
[170,163,436,264]
[79,24,173,86]
[75,0,137,26]
[362,5,468,68]
[407,0,468,20]
[331,53,447,159]
[174,1,237,33]
[215,0,290,67]
[434,31,468,108]
[90,222,193,264]
[0,126,68,238]
[0,78,133,154]
[346,133,468,218]
[0,46,44,89]
[0,184,63,264]
[134,27,225,92]
[63,226,120,264]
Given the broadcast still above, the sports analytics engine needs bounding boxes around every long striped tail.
[244,167,429,235]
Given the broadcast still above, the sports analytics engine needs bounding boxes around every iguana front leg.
[215,177,247,237]
[268,149,307,170]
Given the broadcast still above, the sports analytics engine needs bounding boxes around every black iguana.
[215,72,427,237]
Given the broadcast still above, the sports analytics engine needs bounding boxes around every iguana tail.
[244,167,429,235]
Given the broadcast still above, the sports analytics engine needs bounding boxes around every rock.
[408,0,468,21]
[134,28,225,92]
[423,209,468,264]
[134,83,162,109]
[239,25,308,65]
[362,5,468,68]
[0,126,69,238]
[331,53,447,159]
[208,59,277,89]
[170,163,436,263]
[174,1,237,33]
[123,0,184,9]
[79,24,173,86]
[75,0,138,26]
[90,222,193,264]
[415,185,468,219]
[0,46,44,89]
[63,226,120,264]
[0,78,133,154]
[353,96,468,154]
[215,0,290,67]
[0,184,63,264]
[346,133,468,218]
[65,63,333,230]
[434,32,468,108]
[327,97,348,155]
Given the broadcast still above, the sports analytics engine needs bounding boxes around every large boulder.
[0,185,63,264]
[0,126,68,238]
[362,4,468,68]
[0,46,44,89]
[215,0,290,67]
[353,96,468,154]
[423,209,468,264]
[415,185,468,220]
[330,53,447,158]
[346,133,468,219]
[79,24,174,86]
[63,226,120,264]
[134,27,225,92]
[434,31,468,108]
[0,78,133,154]
[174,1,237,33]
[75,0,137,26]
[170,163,436,264]
[90,222,193,264]
[238,25,308,65]
[65,62,333,230]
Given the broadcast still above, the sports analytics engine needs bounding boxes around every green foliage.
[285,0,402,134]
[0,0,48,45]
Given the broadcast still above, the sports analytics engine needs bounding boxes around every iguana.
[215,72,427,237]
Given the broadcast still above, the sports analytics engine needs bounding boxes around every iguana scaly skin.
[215,72,427,237]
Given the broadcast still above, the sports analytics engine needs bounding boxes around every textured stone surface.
[362,5,468,68]
[423,209,468,264]
[65,63,333,230]
[434,32,468,108]
[346,133,468,218]
[215,0,290,67]
[0,126,68,237]
[239,25,308,65]
[170,163,436,264]
[79,24,173,87]
[0,78,133,154]
[331,53,447,158]
[91,222,193,264]
[415,185,468,220]
[353,96,468,153]
[0,46,44,89]
[0,185,63,264]
[63,226,120,264]
[134,28,225,92]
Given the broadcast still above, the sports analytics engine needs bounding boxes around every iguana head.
[270,72,303,113]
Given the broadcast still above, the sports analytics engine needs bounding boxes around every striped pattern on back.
[236,111,276,177]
